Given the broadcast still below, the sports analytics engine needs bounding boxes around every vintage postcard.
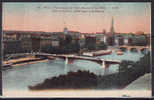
[1,2,151,97]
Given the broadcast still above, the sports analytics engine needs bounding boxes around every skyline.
[3,2,151,34]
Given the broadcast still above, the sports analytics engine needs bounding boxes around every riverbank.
[28,68,150,90]
[124,73,151,90]
[3,56,49,67]
[11,59,49,67]
[28,52,150,90]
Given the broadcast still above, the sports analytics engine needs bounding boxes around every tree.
[119,60,134,73]
[135,52,151,73]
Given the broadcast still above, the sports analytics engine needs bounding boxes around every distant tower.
[108,16,115,45]
[110,16,115,35]
[63,19,68,34]
[64,27,68,34]
[103,29,106,34]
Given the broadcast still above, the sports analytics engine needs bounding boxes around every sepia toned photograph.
[1,2,151,97]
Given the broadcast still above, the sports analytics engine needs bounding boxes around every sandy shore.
[3,56,49,67]
[11,59,49,67]
[3,56,38,64]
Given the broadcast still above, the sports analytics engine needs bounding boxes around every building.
[52,39,60,47]
[103,29,107,43]
[115,36,119,45]
[21,38,32,53]
[131,35,147,46]
[124,38,129,45]
[3,40,23,55]
[85,36,96,50]
[79,38,85,49]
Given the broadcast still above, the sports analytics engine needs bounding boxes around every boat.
[82,52,93,57]
[117,51,123,55]
[93,50,112,56]
[2,63,12,70]
[47,56,56,60]
[3,63,12,67]
[83,50,112,57]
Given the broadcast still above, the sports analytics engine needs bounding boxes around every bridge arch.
[130,48,138,52]
[119,47,128,52]
[119,46,150,53]
[140,48,150,54]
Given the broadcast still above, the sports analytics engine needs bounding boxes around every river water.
[2,51,144,91]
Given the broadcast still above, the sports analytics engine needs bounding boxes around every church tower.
[64,27,68,34]
[63,20,68,35]
[110,16,115,35]
[107,16,116,45]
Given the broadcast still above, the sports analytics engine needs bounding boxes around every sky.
[2,2,151,33]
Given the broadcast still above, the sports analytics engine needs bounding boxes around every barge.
[2,63,12,70]
[83,50,112,57]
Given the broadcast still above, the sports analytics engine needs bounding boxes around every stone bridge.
[118,46,150,53]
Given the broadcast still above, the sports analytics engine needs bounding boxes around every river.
[2,51,144,91]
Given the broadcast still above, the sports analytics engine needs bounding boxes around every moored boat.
[82,52,93,57]
[117,51,123,55]
[47,56,56,60]
[93,50,112,56]
[83,50,112,57]
[2,63,12,70]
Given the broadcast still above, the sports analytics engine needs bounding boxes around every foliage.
[133,52,151,73]
[119,60,134,72]
[29,70,97,90]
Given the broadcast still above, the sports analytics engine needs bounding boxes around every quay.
[2,55,49,69]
